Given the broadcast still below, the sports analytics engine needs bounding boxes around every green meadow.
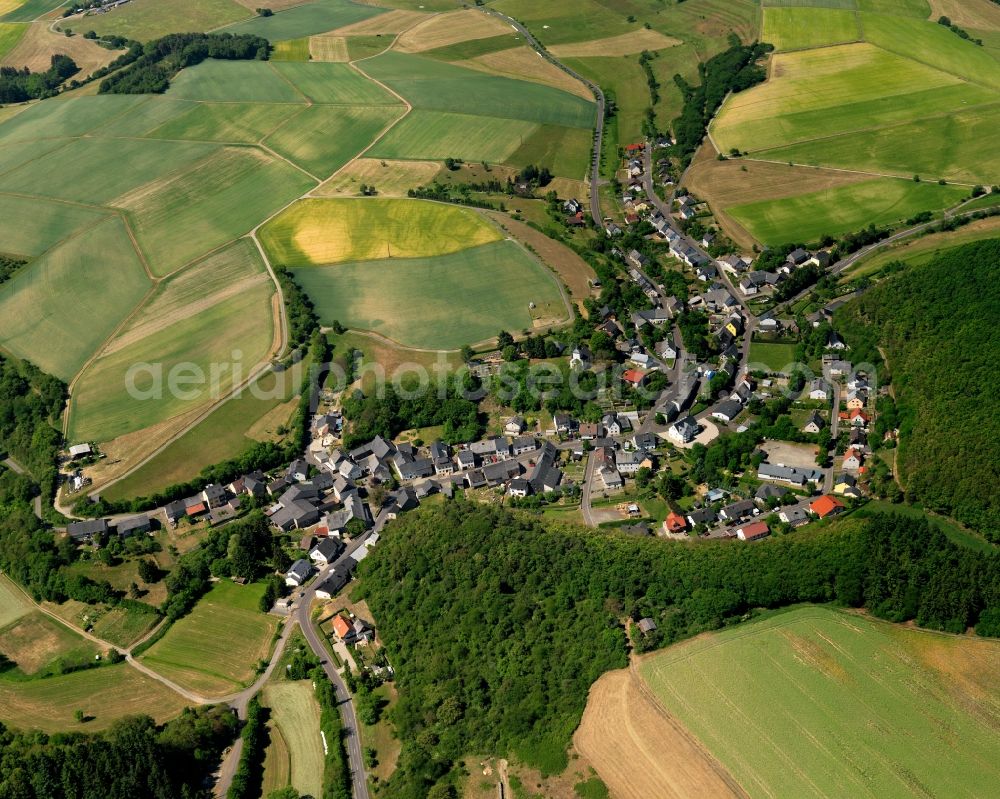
[762,7,860,51]
[166,60,305,103]
[271,61,401,105]
[146,101,302,144]
[0,0,66,23]
[368,109,537,163]
[0,22,26,58]
[76,0,251,41]
[0,195,109,259]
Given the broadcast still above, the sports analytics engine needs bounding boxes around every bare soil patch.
[549,29,682,58]
[459,46,593,100]
[761,440,819,469]
[574,666,746,799]
[2,22,119,76]
[395,8,510,53]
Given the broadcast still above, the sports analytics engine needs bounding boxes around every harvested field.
[261,721,292,796]
[330,7,426,35]
[928,0,1000,31]
[368,109,537,163]
[640,607,1000,799]
[0,663,190,732]
[395,8,510,53]
[315,157,442,196]
[574,667,744,799]
[263,681,325,798]
[259,197,502,266]
[459,46,593,100]
[548,29,682,58]
[308,33,348,61]
[0,611,101,676]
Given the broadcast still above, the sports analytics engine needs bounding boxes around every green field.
[166,60,305,103]
[0,94,146,142]
[0,576,32,630]
[271,61,401,105]
[264,104,403,177]
[641,606,1000,799]
[361,52,596,128]
[146,101,301,144]
[0,21,26,57]
[0,663,190,732]
[747,341,799,373]
[0,0,65,23]
[727,178,968,244]
[763,0,857,7]
[262,681,325,799]
[271,37,310,61]
[259,197,503,266]
[140,581,278,696]
[75,0,251,40]
[368,109,538,163]
[762,7,860,51]
[293,239,566,349]
[0,195,109,259]
[0,217,151,380]
[491,0,639,46]
[505,123,596,180]
[116,146,314,276]
[221,0,384,41]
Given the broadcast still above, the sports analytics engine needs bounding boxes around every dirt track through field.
[574,666,747,799]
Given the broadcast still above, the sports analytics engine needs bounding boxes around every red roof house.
[331,615,352,640]
[736,521,770,541]
[664,512,688,534]
[622,369,647,386]
[810,495,845,519]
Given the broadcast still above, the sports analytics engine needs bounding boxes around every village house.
[67,518,109,543]
[309,537,344,567]
[810,495,846,519]
[668,415,699,444]
[842,448,864,471]
[779,506,811,527]
[757,463,824,487]
[663,512,688,536]
[803,411,826,434]
[808,378,832,401]
[736,521,770,541]
[116,514,151,539]
[285,559,313,587]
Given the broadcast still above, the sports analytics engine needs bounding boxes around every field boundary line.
[266,60,313,104]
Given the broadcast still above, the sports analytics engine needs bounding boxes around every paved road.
[478,7,606,224]
[823,382,842,494]
[580,452,599,527]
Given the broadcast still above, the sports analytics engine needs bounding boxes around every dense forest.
[0,707,236,799]
[358,502,1000,797]
[0,55,79,103]
[837,239,1000,540]
[98,32,269,94]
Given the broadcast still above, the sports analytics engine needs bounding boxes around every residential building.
[736,521,770,541]
[810,495,846,519]
[116,515,151,539]
[67,518,109,543]
[668,415,699,444]
[285,559,313,587]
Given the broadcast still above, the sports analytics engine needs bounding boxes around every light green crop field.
[271,37,310,61]
[263,681,325,799]
[101,356,312,501]
[1,0,65,23]
[857,0,934,17]
[760,103,1000,184]
[0,576,32,630]
[0,138,70,178]
[0,195,109,259]
[0,663,190,732]
[361,52,596,128]
[76,0,251,41]
[146,101,302,144]
[491,0,637,46]
[0,217,151,380]
[221,0,384,41]
[0,95,145,143]
[640,607,1000,799]
[115,146,314,276]
[762,7,860,51]
[0,22,26,58]
[763,0,857,7]
[167,60,305,103]
[422,33,524,62]
[140,581,278,697]
[265,104,403,177]
[293,239,567,349]
[505,123,593,180]
[260,197,503,266]
[727,178,967,244]
[0,136,218,204]
[368,109,538,163]
[67,280,275,441]
[271,61,401,105]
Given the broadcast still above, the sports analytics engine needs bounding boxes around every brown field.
[395,8,510,53]
[574,666,746,799]
[2,22,119,76]
[0,611,101,675]
[308,34,349,61]
[549,29,682,58]
[459,46,593,100]
[331,7,427,35]
[928,0,1000,32]
[330,329,462,393]
[684,142,870,248]
[483,211,596,311]
[314,157,442,197]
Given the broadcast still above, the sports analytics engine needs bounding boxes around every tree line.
[0,55,79,104]
[357,501,1000,797]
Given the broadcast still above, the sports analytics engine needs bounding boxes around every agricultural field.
[0,576,33,630]
[762,7,860,51]
[0,0,64,23]
[455,46,594,101]
[2,22,123,77]
[271,61,400,105]
[505,123,594,180]
[637,607,1000,799]
[0,663,190,732]
[259,198,502,266]
[0,194,110,259]
[69,0,251,41]
[139,581,278,697]
[0,611,102,678]
[270,37,310,61]
[0,22,26,59]
[308,33,349,62]
[262,680,325,799]
[395,8,509,53]
[221,0,384,41]
[166,60,305,103]
[145,101,300,144]
[293,239,567,350]
[727,178,967,245]
[316,157,443,197]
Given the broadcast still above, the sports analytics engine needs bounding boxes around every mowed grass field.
[0,611,101,677]
[75,0,251,41]
[748,341,799,373]
[140,581,278,697]
[293,240,566,349]
[762,7,860,51]
[259,198,502,266]
[727,178,967,244]
[640,607,1000,799]
[262,681,325,799]
[0,21,26,57]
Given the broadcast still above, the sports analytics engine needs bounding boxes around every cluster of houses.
[732,248,832,297]
[66,513,153,544]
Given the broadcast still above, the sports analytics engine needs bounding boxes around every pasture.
[361,51,596,128]
[139,581,278,697]
[639,607,1000,799]
[727,178,967,245]
[221,0,384,41]
[506,123,593,179]
[3,21,119,76]
[367,109,537,163]
[747,341,799,373]
[262,681,325,799]
[264,104,403,177]
[74,0,251,41]
[259,197,503,267]
[292,239,567,349]
[490,0,637,46]
[166,60,304,103]
[762,7,860,51]
[0,21,25,58]
[0,217,150,381]
[0,663,190,732]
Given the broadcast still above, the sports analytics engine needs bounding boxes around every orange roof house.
[810,495,845,519]
[664,512,687,534]
[622,369,647,386]
[332,615,352,640]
